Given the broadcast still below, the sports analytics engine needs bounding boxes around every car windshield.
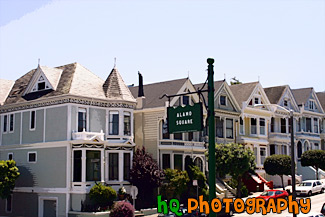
[261,191,275,196]
[299,182,312,186]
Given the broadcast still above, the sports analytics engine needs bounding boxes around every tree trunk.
[236,176,242,198]
[315,167,319,180]
[280,175,284,190]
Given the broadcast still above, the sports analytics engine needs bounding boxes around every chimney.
[138,72,144,97]
[136,71,145,109]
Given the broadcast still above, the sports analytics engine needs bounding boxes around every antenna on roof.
[224,73,226,81]
[114,57,117,68]
[258,75,260,82]
[187,70,190,79]
[38,58,40,67]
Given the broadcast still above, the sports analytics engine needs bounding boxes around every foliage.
[301,150,325,180]
[130,147,164,189]
[130,147,164,208]
[118,186,126,195]
[0,160,20,199]
[110,201,135,217]
[230,77,242,85]
[264,154,291,189]
[89,183,117,208]
[161,169,190,200]
[187,165,208,200]
[215,143,255,197]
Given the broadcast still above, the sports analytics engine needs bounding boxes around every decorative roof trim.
[0,95,135,113]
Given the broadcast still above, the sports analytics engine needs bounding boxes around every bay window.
[314,118,318,133]
[306,118,311,132]
[73,150,82,182]
[86,151,101,181]
[281,118,286,133]
[162,154,171,169]
[239,117,244,135]
[73,149,102,182]
[216,117,224,138]
[123,153,131,180]
[109,153,119,180]
[270,117,274,132]
[260,147,266,165]
[174,154,183,170]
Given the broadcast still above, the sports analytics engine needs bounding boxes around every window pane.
[271,117,274,132]
[174,154,183,170]
[73,150,82,182]
[194,157,203,171]
[3,115,7,132]
[240,118,244,134]
[174,133,182,140]
[226,119,233,138]
[162,154,170,169]
[86,151,101,181]
[270,144,275,155]
[29,153,36,162]
[124,112,131,136]
[31,111,35,129]
[183,95,189,105]
[216,118,224,138]
[314,118,318,133]
[6,195,12,212]
[260,118,265,135]
[109,112,119,135]
[162,120,169,139]
[123,153,131,181]
[281,118,286,133]
[78,109,86,132]
[260,148,266,165]
[306,118,311,132]
[220,96,226,106]
[109,153,119,180]
[9,114,14,132]
[251,118,256,134]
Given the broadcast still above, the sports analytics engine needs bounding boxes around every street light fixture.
[254,104,296,217]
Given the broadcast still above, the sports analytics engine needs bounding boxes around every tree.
[264,155,291,189]
[89,183,117,210]
[130,147,164,208]
[161,169,189,200]
[0,160,20,199]
[215,143,255,198]
[301,150,325,180]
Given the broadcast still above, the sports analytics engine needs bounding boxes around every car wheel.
[308,191,312,196]
[321,188,324,193]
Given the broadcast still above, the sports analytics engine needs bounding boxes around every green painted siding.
[2,113,21,145]
[11,146,67,188]
[46,106,68,142]
[22,110,44,144]
[89,108,106,133]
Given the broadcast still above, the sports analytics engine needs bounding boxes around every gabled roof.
[264,85,287,104]
[0,79,15,105]
[4,63,135,105]
[194,80,224,100]
[316,92,325,110]
[291,88,313,106]
[129,78,188,109]
[102,67,135,101]
[228,81,259,105]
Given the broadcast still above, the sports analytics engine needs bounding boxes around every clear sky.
[0,0,324,92]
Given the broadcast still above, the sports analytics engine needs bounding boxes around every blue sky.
[0,0,324,92]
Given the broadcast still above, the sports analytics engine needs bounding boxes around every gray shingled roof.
[129,78,188,109]
[229,81,259,106]
[291,88,313,106]
[0,79,15,105]
[4,63,135,105]
[264,85,287,104]
[316,92,325,109]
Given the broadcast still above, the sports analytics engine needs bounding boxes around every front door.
[39,197,57,217]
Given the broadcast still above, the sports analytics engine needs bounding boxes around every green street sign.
[167,103,203,134]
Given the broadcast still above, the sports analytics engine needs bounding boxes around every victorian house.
[229,82,273,178]
[0,63,136,217]
[130,77,207,172]
[316,92,325,151]
[292,88,325,180]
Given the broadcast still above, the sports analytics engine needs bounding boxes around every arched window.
[194,157,203,172]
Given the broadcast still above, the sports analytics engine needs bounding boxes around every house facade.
[0,63,136,217]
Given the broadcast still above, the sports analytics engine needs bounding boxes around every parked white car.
[296,180,324,196]
[286,213,324,217]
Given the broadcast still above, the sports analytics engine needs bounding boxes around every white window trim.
[250,118,257,135]
[28,151,37,163]
[8,152,13,160]
[108,110,120,136]
[5,194,13,213]
[38,196,58,217]
[239,117,245,135]
[31,73,52,93]
[9,113,14,133]
[259,118,266,136]
[29,110,36,131]
[106,150,133,183]
[123,111,131,136]
[309,100,315,110]
[76,107,88,132]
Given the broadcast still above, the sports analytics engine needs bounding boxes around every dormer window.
[220,96,226,106]
[182,95,190,105]
[284,100,288,107]
[254,97,260,105]
[309,100,315,110]
[31,76,51,92]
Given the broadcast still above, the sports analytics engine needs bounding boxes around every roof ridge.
[131,77,188,88]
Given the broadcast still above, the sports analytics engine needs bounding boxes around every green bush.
[110,201,135,217]
[89,183,117,208]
